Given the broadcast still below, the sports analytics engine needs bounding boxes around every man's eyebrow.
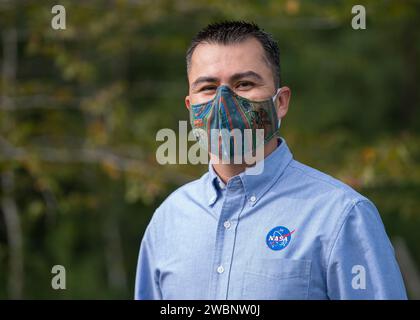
[230,71,263,82]
[191,76,219,89]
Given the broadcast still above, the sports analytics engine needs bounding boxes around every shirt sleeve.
[134,222,162,300]
[326,199,407,299]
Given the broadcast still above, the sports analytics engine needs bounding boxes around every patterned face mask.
[189,85,281,161]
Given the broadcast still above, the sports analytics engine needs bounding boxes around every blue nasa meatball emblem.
[266,226,295,251]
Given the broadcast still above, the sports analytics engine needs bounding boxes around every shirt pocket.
[241,258,311,300]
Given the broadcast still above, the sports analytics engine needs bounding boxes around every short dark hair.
[186,21,281,87]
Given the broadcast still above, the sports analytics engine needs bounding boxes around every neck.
[210,138,279,184]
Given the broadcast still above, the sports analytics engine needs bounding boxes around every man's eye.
[237,81,254,89]
[200,86,217,92]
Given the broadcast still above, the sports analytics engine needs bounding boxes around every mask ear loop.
[272,88,282,129]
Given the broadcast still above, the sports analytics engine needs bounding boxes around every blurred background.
[0,0,419,299]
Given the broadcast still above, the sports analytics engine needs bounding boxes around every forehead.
[188,37,271,83]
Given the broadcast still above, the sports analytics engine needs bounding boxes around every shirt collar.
[206,137,293,206]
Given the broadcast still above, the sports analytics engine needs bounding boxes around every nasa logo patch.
[266,226,295,251]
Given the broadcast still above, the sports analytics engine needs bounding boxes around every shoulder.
[287,159,369,204]
[143,172,209,255]
[285,160,388,266]
[285,159,381,238]
[149,171,209,225]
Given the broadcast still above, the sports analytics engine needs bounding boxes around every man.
[135,21,407,300]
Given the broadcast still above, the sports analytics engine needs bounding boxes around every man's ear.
[276,86,291,119]
[185,95,191,110]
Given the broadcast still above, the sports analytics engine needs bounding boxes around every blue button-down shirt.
[135,137,407,300]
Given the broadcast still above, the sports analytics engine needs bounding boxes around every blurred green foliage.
[0,0,419,299]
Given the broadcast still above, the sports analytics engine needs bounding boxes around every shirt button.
[249,195,257,203]
[217,265,224,274]
[223,220,231,229]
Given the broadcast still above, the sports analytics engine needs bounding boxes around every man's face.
[185,37,281,108]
